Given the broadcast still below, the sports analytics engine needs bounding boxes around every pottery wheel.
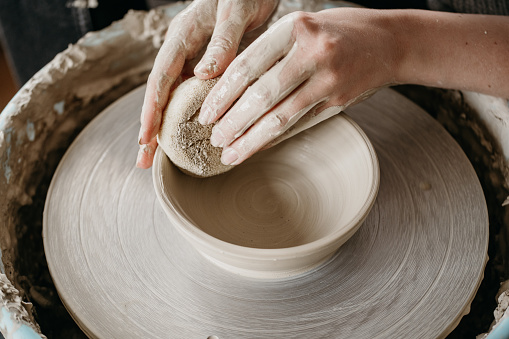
[44,86,487,338]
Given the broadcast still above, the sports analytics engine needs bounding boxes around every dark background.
[0,0,426,88]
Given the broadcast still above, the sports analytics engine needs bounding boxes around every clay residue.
[0,3,187,337]
[476,283,509,338]
[122,3,190,49]
[0,274,46,338]
[494,289,509,324]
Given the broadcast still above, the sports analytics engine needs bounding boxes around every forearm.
[392,9,509,98]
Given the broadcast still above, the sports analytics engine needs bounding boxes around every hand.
[137,0,278,168]
[199,8,401,166]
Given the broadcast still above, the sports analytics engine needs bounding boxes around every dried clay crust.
[157,77,233,177]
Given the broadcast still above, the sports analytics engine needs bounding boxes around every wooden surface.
[43,85,488,338]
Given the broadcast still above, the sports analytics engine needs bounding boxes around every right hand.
[198,8,403,166]
[136,0,279,169]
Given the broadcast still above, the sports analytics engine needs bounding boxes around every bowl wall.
[154,114,379,278]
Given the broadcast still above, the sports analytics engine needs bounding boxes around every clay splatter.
[26,121,35,142]
[53,101,65,115]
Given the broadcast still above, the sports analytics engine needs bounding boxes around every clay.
[0,274,46,338]
[1,2,508,338]
[476,282,509,338]
[158,77,232,177]
[44,86,487,338]
[0,4,188,337]
[155,111,379,278]
[400,85,509,338]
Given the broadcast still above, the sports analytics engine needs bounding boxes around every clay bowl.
[153,114,379,279]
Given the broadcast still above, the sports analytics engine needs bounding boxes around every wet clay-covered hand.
[200,7,509,166]
[199,8,400,166]
[137,0,278,168]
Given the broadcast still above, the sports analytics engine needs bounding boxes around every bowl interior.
[155,114,378,251]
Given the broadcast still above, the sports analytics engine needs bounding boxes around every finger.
[139,47,184,145]
[136,136,159,169]
[209,43,312,147]
[139,2,217,145]
[220,80,329,166]
[198,14,297,125]
[194,0,278,79]
[194,0,251,79]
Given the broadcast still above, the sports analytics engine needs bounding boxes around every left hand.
[136,0,278,169]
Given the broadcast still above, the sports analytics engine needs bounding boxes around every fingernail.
[195,58,217,76]
[199,104,213,125]
[221,148,239,166]
[138,128,143,145]
[210,127,225,147]
[136,144,153,168]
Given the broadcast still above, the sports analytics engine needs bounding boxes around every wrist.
[375,9,423,86]
[360,9,410,87]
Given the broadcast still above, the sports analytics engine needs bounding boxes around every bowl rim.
[153,113,380,261]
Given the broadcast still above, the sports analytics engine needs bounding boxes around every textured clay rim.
[153,114,380,262]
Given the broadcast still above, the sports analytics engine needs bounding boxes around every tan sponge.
[157,76,233,177]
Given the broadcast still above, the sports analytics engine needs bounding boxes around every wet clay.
[44,86,488,338]
[158,77,232,177]
[154,111,379,279]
